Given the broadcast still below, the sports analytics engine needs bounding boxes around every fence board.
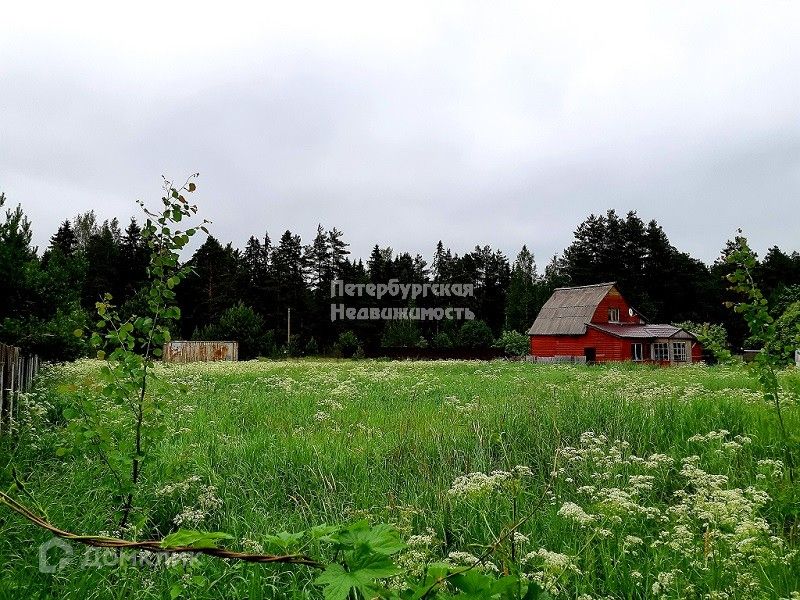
[0,343,40,438]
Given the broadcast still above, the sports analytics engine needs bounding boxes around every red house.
[527,282,702,363]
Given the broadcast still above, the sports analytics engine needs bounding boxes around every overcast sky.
[2,2,799,265]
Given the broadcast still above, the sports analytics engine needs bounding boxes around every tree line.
[2,193,799,360]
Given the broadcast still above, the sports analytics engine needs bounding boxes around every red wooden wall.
[591,287,641,325]
[530,328,631,361]
[530,333,703,363]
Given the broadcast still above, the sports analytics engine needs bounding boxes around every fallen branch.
[0,490,323,568]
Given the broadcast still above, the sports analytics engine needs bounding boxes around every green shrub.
[281,334,303,357]
[193,303,266,359]
[0,304,89,361]
[494,330,530,356]
[675,321,734,364]
[335,330,361,358]
[457,319,494,349]
[305,337,320,356]
[381,320,421,348]
[432,331,454,348]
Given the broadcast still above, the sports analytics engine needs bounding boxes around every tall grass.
[1,360,798,598]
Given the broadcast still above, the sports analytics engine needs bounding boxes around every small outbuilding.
[163,341,239,363]
[526,282,702,363]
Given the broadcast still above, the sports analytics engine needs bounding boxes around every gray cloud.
[2,2,799,264]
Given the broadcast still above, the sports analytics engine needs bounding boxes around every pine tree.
[307,224,332,291]
[505,245,537,333]
[432,241,446,280]
[0,194,37,319]
[120,218,148,300]
[82,220,122,307]
[50,220,78,256]
[272,230,308,316]
[176,236,242,336]
[367,245,393,282]
[328,227,350,279]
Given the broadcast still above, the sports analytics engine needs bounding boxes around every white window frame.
[631,343,643,361]
[672,341,688,362]
[652,342,669,361]
[608,307,620,323]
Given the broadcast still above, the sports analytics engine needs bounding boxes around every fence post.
[17,356,24,419]
[17,356,23,419]
[0,361,4,438]
[15,356,21,422]
[8,355,16,430]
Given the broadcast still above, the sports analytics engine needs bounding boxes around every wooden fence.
[531,355,588,364]
[0,343,41,438]
[365,347,506,360]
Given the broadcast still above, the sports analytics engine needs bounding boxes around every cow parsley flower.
[557,501,596,526]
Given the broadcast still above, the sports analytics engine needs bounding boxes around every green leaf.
[264,531,304,550]
[410,564,451,600]
[492,576,521,598]
[348,548,400,579]
[523,581,553,600]
[309,524,339,540]
[450,570,495,597]
[315,564,362,600]
[334,521,405,555]
[315,556,397,600]
[73,328,84,338]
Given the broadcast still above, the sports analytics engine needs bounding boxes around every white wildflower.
[557,501,596,526]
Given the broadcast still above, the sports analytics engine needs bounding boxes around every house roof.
[587,323,697,340]
[526,282,617,335]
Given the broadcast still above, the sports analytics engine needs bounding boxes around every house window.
[608,307,620,322]
[672,342,688,362]
[652,342,669,361]
[631,343,643,361]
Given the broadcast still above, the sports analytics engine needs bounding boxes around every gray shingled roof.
[526,282,616,335]
[587,323,697,340]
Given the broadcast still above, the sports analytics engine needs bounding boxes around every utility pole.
[287,307,291,354]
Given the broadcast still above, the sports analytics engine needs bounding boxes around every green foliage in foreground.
[2,360,800,599]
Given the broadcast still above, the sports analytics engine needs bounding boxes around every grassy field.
[1,359,799,599]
